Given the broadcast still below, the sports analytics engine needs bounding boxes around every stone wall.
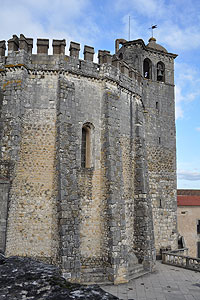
[0,34,177,283]
[3,71,60,263]
[143,79,177,254]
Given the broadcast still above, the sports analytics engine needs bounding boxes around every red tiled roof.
[177,195,200,206]
[177,189,200,196]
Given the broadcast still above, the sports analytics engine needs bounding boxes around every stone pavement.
[102,261,200,300]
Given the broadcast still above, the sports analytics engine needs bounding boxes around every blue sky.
[0,0,200,189]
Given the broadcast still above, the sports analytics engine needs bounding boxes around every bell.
[158,69,163,77]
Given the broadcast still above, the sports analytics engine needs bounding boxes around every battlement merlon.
[98,50,112,65]
[0,41,6,56]
[19,34,33,54]
[52,39,66,55]
[69,42,80,58]
[84,45,94,61]
[8,35,19,53]
[37,38,49,54]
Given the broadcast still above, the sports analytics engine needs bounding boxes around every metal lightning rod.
[129,16,131,40]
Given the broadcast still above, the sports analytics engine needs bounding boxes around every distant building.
[177,190,200,258]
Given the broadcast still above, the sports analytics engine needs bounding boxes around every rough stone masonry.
[0,34,178,284]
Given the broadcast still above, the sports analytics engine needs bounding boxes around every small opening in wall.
[197,220,200,234]
[156,102,159,110]
[143,58,152,79]
[159,137,161,144]
[181,211,186,215]
[81,123,93,168]
[157,61,165,82]
[119,53,123,60]
[178,236,184,248]
[198,241,200,258]
[159,199,162,208]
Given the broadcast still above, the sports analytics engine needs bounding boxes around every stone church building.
[0,34,177,284]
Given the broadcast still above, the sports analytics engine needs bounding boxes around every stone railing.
[162,249,200,272]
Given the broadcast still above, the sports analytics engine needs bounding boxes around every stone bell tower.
[116,37,178,257]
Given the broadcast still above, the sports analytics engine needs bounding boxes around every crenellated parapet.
[0,34,143,95]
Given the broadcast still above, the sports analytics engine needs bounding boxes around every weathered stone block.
[37,38,49,54]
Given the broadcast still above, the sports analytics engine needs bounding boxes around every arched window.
[157,61,165,82]
[143,58,152,79]
[119,53,123,60]
[81,123,93,168]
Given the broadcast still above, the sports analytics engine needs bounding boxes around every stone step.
[81,267,108,284]
[128,263,149,281]
[81,267,105,274]
[129,269,149,281]
[129,263,144,276]
[80,264,149,284]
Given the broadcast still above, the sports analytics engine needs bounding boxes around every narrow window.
[159,199,162,208]
[143,58,152,79]
[157,61,165,82]
[159,137,161,144]
[197,242,200,258]
[178,236,184,249]
[156,102,159,110]
[81,124,92,168]
[197,220,200,234]
[119,53,123,60]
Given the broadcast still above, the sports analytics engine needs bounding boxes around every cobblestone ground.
[102,261,200,300]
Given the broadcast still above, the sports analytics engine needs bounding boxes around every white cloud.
[175,85,184,119]
[196,127,200,132]
[158,22,200,52]
[178,170,200,181]
[174,62,200,119]
[0,0,99,55]
[115,0,166,18]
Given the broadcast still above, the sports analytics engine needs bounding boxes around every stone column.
[57,75,81,282]
[134,97,156,271]
[102,88,128,284]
